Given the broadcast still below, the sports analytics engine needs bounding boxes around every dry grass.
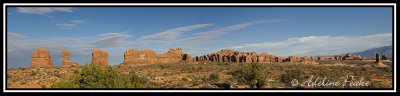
[7,61,393,89]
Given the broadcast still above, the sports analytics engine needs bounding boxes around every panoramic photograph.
[6,7,393,89]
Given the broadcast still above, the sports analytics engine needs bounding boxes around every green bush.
[230,63,267,89]
[52,64,146,88]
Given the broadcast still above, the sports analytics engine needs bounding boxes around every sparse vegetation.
[208,72,220,82]
[230,63,267,89]
[51,64,146,88]
[8,60,392,89]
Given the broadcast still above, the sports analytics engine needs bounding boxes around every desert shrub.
[212,82,231,89]
[30,70,37,76]
[230,63,267,89]
[192,81,200,86]
[208,72,220,82]
[72,70,80,74]
[53,72,61,78]
[380,67,392,73]
[41,85,47,88]
[159,65,169,69]
[280,69,305,87]
[181,77,189,81]
[52,64,145,88]
[17,67,25,70]
[202,72,220,83]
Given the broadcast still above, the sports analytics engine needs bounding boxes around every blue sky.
[7,7,393,68]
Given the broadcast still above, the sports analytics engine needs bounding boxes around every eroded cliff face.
[122,48,188,65]
[30,47,379,68]
[193,48,381,64]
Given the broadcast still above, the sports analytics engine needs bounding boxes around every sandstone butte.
[29,48,389,68]
[91,48,108,67]
[61,50,81,68]
[31,48,53,68]
[61,50,72,67]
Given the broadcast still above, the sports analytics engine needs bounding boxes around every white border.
[3,3,396,93]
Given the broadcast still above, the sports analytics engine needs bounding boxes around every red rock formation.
[182,54,193,63]
[382,54,389,60]
[318,56,336,61]
[91,48,108,67]
[123,49,157,64]
[61,50,72,67]
[376,53,385,66]
[194,49,292,63]
[342,53,362,60]
[122,48,188,65]
[300,56,317,64]
[31,48,53,68]
[123,49,140,64]
[288,56,301,63]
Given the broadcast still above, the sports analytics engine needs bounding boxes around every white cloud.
[179,19,288,44]
[227,33,393,56]
[55,19,87,28]
[70,20,86,24]
[138,23,213,43]
[17,7,74,15]
[7,32,65,57]
[55,23,76,28]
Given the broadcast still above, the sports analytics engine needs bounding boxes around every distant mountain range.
[352,45,393,60]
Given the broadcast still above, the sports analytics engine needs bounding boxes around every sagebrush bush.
[230,63,267,89]
[52,64,145,88]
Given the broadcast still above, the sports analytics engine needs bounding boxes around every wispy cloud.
[89,32,131,48]
[227,33,392,56]
[17,7,74,15]
[55,19,87,28]
[179,19,288,44]
[138,23,213,43]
